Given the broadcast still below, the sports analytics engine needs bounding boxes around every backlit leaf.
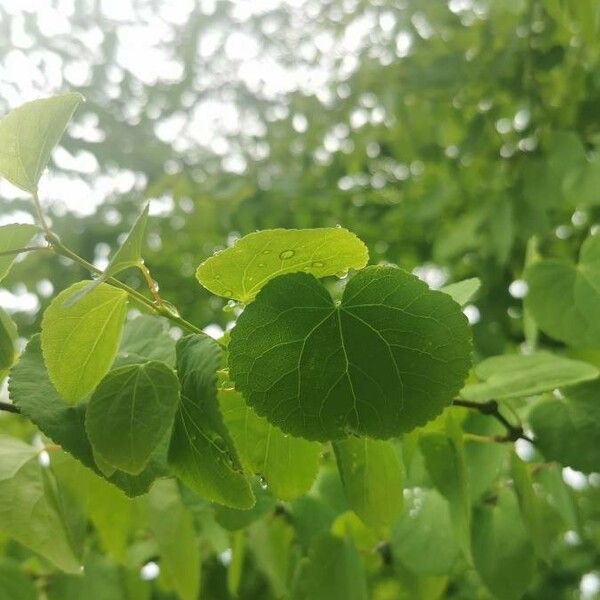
[196,227,369,302]
[0,223,38,282]
[440,277,480,306]
[229,266,471,441]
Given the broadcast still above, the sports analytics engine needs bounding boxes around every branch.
[0,402,20,415]
[452,398,535,444]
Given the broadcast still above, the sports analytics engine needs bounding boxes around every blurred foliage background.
[1,0,600,598]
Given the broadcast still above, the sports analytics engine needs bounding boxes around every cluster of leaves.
[0,88,600,600]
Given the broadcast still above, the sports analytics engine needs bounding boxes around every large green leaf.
[529,380,600,473]
[0,223,38,282]
[41,281,128,404]
[146,479,201,600]
[333,437,403,530]
[0,307,17,381]
[461,352,598,402]
[0,93,83,194]
[117,314,176,367]
[303,533,368,600]
[219,389,321,501]
[196,227,369,302]
[390,488,461,576]
[168,335,254,509]
[9,335,168,497]
[525,233,600,347]
[472,488,535,600]
[229,266,471,441]
[85,362,180,474]
[0,437,81,573]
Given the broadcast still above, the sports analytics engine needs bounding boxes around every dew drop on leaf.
[279,249,295,259]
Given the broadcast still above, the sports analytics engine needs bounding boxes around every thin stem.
[452,398,535,444]
[32,191,51,234]
[0,402,20,414]
[0,245,50,258]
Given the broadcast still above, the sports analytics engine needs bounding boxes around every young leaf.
[461,352,598,402]
[304,533,368,600]
[0,437,81,573]
[0,93,83,194]
[41,281,128,404]
[85,362,180,474]
[168,335,254,509]
[0,223,38,282]
[219,389,320,501]
[525,232,600,347]
[472,488,535,600]
[67,204,150,305]
[333,437,403,530]
[440,277,480,306]
[196,227,369,302]
[229,266,472,441]
[146,479,201,600]
[419,414,471,560]
[529,380,600,473]
[0,308,17,381]
[9,335,168,497]
[390,488,461,576]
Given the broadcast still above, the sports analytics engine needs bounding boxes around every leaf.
[0,307,17,381]
[0,437,81,573]
[390,488,461,576]
[304,533,368,600]
[8,335,168,497]
[41,281,128,404]
[85,362,180,474]
[472,488,535,600]
[419,414,471,560]
[117,314,176,367]
[0,558,37,600]
[168,335,254,509]
[219,389,321,501]
[529,380,600,473]
[461,351,598,402]
[196,227,369,303]
[333,437,403,530]
[67,204,150,305]
[440,277,480,306]
[0,223,38,282]
[229,266,472,441]
[525,232,600,347]
[510,452,550,560]
[146,479,201,600]
[0,93,83,194]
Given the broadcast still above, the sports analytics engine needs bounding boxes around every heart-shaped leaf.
[228,266,472,441]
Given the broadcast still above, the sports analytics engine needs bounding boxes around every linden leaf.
[229,266,471,441]
[0,93,83,194]
[41,281,128,404]
[0,224,38,282]
[196,227,368,303]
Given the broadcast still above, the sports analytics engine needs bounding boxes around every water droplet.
[223,289,233,297]
[336,270,349,279]
[215,274,221,280]
[223,299,237,313]
[279,249,295,260]
[259,476,268,490]
[262,249,270,255]
[312,261,324,268]
[303,266,310,272]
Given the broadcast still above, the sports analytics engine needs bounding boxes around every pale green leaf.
[9,335,168,497]
[196,227,369,302]
[0,438,81,573]
[390,488,461,576]
[229,266,472,441]
[461,351,598,402]
[146,479,200,600]
[472,488,535,600]
[440,277,480,306]
[304,533,368,600]
[219,389,320,501]
[168,335,254,509]
[525,232,600,347]
[529,380,600,473]
[41,281,128,404]
[0,223,38,282]
[333,437,403,530]
[85,362,180,474]
[0,93,83,193]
